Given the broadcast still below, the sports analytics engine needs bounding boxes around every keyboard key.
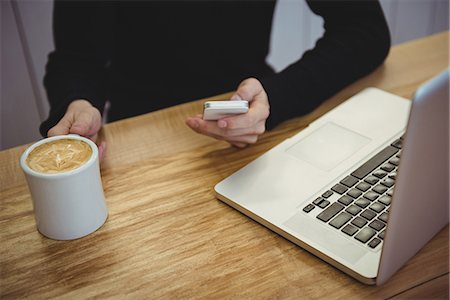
[361,209,377,220]
[338,195,353,206]
[364,175,379,185]
[391,138,403,149]
[340,175,359,188]
[322,190,333,198]
[342,224,359,236]
[347,189,363,199]
[331,183,348,194]
[355,227,376,243]
[356,182,371,192]
[351,216,368,228]
[378,195,392,206]
[303,204,315,213]
[313,197,324,205]
[373,184,388,194]
[389,157,400,166]
[373,170,388,179]
[317,202,344,222]
[363,191,379,201]
[346,205,362,215]
[351,146,398,179]
[369,202,385,213]
[378,212,389,223]
[369,219,386,231]
[387,189,395,197]
[329,212,352,229]
[378,230,386,240]
[318,200,330,208]
[388,172,397,180]
[368,238,382,248]
[355,198,370,208]
[381,178,395,187]
[381,163,395,172]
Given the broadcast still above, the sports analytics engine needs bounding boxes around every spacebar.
[351,146,399,179]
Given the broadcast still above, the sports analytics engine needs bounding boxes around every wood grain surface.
[1,32,449,299]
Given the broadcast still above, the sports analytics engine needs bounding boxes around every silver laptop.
[215,70,449,285]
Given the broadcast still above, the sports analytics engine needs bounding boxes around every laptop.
[215,70,449,285]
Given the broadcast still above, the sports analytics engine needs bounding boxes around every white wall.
[380,0,450,44]
[1,0,449,150]
[266,0,450,71]
[1,0,52,150]
[1,0,46,149]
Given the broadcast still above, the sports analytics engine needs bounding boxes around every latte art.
[26,139,92,174]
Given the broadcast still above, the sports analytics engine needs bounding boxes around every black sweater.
[40,0,390,136]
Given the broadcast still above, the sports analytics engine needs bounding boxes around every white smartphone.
[203,100,249,121]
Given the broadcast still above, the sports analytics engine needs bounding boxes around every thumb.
[47,116,73,137]
[70,115,92,136]
[230,94,243,101]
[70,110,101,138]
[233,78,263,102]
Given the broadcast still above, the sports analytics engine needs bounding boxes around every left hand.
[186,78,270,148]
[47,99,107,161]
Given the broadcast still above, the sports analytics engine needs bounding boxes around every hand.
[47,99,106,160]
[186,78,270,148]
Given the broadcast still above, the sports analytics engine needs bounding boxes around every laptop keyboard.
[302,137,403,249]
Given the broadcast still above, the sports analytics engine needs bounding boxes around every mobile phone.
[202,100,249,121]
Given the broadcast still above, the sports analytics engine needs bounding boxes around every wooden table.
[1,32,448,299]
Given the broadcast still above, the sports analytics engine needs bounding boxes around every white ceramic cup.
[20,135,108,240]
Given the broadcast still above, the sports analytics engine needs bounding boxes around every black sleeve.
[260,0,391,130]
[40,1,114,137]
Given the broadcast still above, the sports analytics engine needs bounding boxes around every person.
[41,0,390,158]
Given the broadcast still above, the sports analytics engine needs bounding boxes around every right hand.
[186,78,270,148]
[47,99,106,160]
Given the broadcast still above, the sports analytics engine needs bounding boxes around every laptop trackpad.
[286,122,371,171]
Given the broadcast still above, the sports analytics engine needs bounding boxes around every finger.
[230,142,248,148]
[220,102,269,130]
[186,117,201,131]
[88,133,99,143]
[189,116,265,139]
[186,117,227,140]
[230,94,242,101]
[187,116,229,136]
[47,116,73,137]
[220,121,265,138]
[187,116,257,148]
[233,78,263,102]
[188,118,228,137]
[222,86,268,130]
[225,134,259,145]
[70,109,101,137]
[98,141,107,162]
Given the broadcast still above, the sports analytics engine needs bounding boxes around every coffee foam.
[26,139,93,174]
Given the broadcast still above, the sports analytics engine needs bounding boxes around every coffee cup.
[20,135,108,240]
